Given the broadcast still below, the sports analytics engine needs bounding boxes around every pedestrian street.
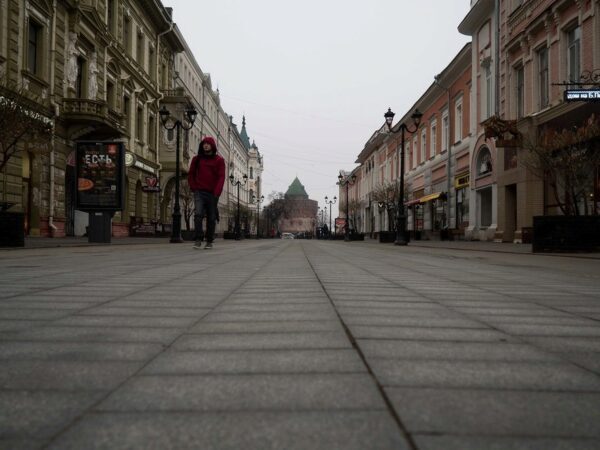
[1,239,600,449]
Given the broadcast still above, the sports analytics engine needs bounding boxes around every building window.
[149,47,156,81]
[123,17,131,53]
[441,111,449,152]
[454,98,463,142]
[123,95,130,130]
[567,26,581,83]
[161,64,168,89]
[136,106,144,142]
[148,114,156,150]
[430,121,437,158]
[484,63,492,119]
[420,128,427,163]
[538,47,549,109]
[515,66,524,119]
[107,0,116,34]
[412,137,418,169]
[250,167,254,179]
[75,57,86,98]
[27,20,42,75]
[476,146,493,176]
[107,80,115,109]
[136,31,144,67]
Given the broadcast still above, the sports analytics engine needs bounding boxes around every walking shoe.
[193,240,202,249]
[204,242,213,249]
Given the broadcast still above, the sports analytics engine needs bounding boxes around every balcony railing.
[62,98,107,116]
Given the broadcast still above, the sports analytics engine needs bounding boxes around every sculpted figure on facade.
[66,32,79,90]
[88,52,98,99]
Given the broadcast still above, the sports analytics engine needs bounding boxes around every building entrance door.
[504,184,517,242]
[65,165,75,236]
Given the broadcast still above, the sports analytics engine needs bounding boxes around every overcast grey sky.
[166,0,470,217]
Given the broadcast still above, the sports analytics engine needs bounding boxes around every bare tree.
[338,199,363,232]
[180,180,194,230]
[0,84,53,173]
[370,182,400,231]
[522,113,600,216]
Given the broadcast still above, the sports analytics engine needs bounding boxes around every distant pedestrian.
[188,136,225,249]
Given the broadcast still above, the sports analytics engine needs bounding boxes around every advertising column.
[75,142,125,243]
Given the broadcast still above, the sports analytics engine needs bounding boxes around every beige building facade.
[0,0,263,238]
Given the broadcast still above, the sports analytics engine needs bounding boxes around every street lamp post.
[324,196,336,238]
[434,74,453,234]
[159,104,197,243]
[337,173,357,241]
[253,194,264,239]
[384,107,423,245]
[229,174,248,240]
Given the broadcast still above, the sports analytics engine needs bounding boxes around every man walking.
[187,136,225,249]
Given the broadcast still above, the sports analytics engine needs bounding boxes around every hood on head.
[199,136,217,155]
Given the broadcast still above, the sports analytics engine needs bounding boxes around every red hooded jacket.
[187,136,226,197]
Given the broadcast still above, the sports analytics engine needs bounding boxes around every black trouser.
[193,191,216,242]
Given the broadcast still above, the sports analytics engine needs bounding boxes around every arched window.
[476,146,493,176]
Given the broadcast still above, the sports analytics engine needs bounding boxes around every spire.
[239,115,251,150]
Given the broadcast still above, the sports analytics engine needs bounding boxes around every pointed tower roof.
[239,116,251,150]
[285,177,308,199]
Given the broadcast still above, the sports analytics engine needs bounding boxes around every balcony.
[62,98,123,133]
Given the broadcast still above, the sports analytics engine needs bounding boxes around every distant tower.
[278,177,318,235]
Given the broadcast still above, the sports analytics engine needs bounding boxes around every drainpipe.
[48,0,58,236]
[495,0,500,117]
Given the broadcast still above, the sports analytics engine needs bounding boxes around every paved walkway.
[1,239,600,449]
[14,234,600,259]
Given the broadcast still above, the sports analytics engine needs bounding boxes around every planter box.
[349,233,365,241]
[181,230,195,241]
[378,231,396,243]
[0,212,24,247]
[532,216,600,253]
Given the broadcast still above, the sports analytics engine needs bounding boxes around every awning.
[404,199,421,206]
[419,192,444,203]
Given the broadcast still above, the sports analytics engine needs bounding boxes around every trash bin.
[88,211,112,243]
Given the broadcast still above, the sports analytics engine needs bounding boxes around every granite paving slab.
[188,320,340,334]
[0,390,104,438]
[370,359,600,390]
[349,325,513,342]
[386,388,600,437]
[3,326,182,344]
[142,349,366,375]
[0,342,163,361]
[172,332,351,351]
[96,374,386,412]
[357,340,561,362]
[51,316,198,328]
[413,435,600,450]
[47,411,410,450]
[0,361,142,390]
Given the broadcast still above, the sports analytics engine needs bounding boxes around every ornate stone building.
[0,0,263,238]
[0,0,183,236]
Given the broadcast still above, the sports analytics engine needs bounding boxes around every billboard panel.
[75,141,125,211]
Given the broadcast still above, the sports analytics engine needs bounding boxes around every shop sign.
[134,159,156,174]
[75,141,125,211]
[142,176,160,193]
[455,174,470,189]
[564,89,600,102]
